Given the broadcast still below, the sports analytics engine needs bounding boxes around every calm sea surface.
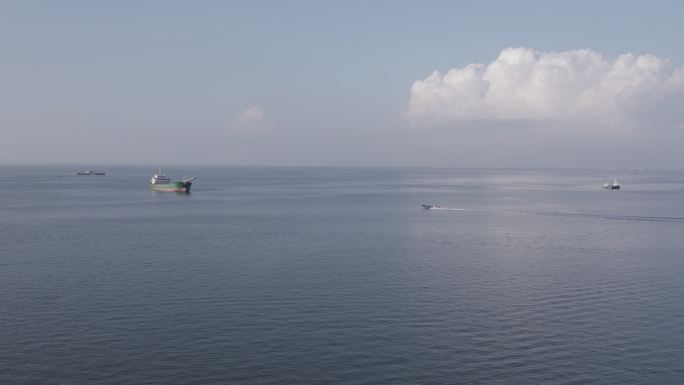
[1,166,683,384]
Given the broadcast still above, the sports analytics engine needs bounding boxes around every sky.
[1,0,684,168]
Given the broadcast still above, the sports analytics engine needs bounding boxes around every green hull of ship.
[151,181,192,193]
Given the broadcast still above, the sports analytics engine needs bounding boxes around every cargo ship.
[150,169,195,193]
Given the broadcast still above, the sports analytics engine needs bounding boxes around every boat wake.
[424,206,684,223]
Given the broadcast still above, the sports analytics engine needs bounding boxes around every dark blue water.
[1,166,683,384]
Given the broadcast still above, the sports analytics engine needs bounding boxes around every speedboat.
[421,204,440,210]
[76,170,105,175]
[603,178,620,190]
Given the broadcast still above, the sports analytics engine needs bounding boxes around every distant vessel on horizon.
[603,178,620,190]
[150,168,195,193]
[76,170,106,175]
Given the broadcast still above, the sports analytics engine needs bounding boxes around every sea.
[1,166,683,384]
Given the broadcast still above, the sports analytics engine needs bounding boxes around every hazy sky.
[2,0,684,168]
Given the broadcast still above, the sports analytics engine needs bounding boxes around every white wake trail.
[425,206,684,223]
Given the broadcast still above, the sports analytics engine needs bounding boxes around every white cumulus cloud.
[407,47,684,128]
[230,106,273,133]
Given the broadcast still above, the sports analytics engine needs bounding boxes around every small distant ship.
[603,178,620,190]
[76,170,106,175]
[421,204,440,210]
[151,168,195,193]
